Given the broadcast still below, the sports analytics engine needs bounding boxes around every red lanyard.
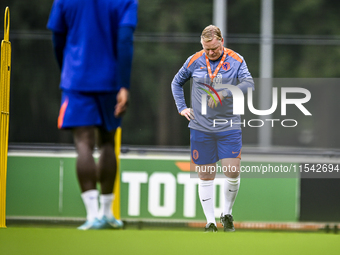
[205,48,227,84]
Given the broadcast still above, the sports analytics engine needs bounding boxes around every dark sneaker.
[204,223,218,232]
[220,213,235,232]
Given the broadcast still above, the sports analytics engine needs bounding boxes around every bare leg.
[73,127,97,192]
[197,163,217,180]
[73,127,99,225]
[97,128,117,194]
[221,158,240,178]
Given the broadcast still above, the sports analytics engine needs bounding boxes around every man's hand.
[180,108,195,121]
[208,91,225,109]
[115,87,129,117]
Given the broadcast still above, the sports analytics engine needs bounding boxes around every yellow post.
[112,127,121,219]
[0,7,11,228]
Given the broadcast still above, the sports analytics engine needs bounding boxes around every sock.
[98,193,114,219]
[199,179,216,225]
[81,189,99,221]
[223,177,240,216]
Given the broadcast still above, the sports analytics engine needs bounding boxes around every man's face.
[201,37,224,61]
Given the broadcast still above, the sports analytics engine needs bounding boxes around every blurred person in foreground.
[171,25,254,232]
[47,0,138,230]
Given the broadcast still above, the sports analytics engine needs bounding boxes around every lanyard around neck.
[205,49,227,84]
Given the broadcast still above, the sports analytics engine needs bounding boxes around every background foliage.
[1,0,340,148]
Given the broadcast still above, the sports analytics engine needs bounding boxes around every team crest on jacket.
[193,149,199,160]
[222,62,230,71]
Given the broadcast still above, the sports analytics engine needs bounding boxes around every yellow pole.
[112,127,121,219]
[0,6,11,228]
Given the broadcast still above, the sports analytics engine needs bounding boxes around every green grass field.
[0,227,339,255]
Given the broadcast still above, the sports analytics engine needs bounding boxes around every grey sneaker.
[220,213,235,232]
[204,223,218,232]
